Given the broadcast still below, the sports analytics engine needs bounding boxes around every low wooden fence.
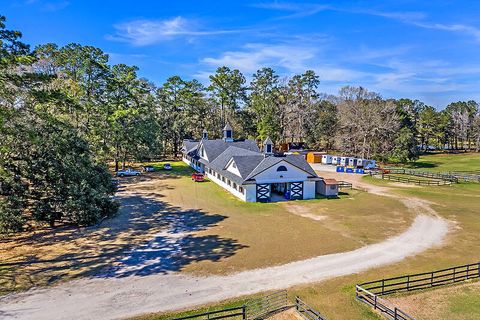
[172,291,330,320]
[337,181,352,189]
[172,291,289,320]
[371,168,457,186]
[245,290,289,320]
[295,297,327,320]
[172,306,246,320]
[356,262,480,320]
[446,171,480,183]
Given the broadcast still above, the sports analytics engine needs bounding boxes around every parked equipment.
[348,158,357,167]
[143,165,155,172]
[191,172,205,182]
[332,156,340,165]
[306,152,323,163]
[116,168,141,177]
[340,157,349,166]
[321,155,333,165]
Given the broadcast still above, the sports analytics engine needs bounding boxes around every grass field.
[390,281,480,320]
[3,154,480,319]
[117,161,413,275]
[138,154,480,320]
[408,152,480,172]
[0,161,412,293]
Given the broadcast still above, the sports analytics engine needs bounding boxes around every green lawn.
[389,281,480,320]
[140,155,480,320]
[408,153,480,172]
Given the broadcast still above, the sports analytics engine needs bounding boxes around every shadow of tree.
[0,189,246,292]
[100,234,246,277]
[408,161,437,169]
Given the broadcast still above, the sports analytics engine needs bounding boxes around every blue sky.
[3,0,480,108]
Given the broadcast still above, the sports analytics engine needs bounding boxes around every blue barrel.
[356,168,365,174]
[346,167,354,173]
[336,166,345,173]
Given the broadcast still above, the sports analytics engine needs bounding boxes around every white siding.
[226,160,242,177]
[303,180,317,199]
[244,185,257,202]
[253,161,310,184]
[206,171,247,201]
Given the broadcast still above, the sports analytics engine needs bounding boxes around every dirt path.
[0,174,451,320]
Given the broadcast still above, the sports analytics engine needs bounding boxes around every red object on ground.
[191,172,205,182]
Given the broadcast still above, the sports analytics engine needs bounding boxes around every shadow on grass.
[0,191,246,292]
[407,161,437,169]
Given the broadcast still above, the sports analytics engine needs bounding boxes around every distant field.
[408,153,480,172]
[389,281,480,320]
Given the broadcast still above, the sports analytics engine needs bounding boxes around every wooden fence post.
[478,262,480,278]
[394,307,398,319]
[374,295,377,310]
[381,279,385,295]
[430,272,434,287]
[407,275,410,291]
[242,305,246,320]
[295,297,299,311]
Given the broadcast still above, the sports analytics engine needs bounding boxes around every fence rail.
[356,262,480,320]
[446,171,480,183]
[355,286,414,320]
[371,168,456,186]
[337,181,353,189]
[245,290,289,320]
[295,297,327,320]
[172,306,246,320]
[360,262,480,296]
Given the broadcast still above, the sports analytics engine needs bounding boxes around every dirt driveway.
[0,171,450,320]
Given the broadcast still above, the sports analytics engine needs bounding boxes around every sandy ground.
[267,307,304,320]
[0,169,451,320]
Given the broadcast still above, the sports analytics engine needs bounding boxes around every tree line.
[1,16,480,232]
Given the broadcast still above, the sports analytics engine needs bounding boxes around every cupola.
[263,136,274,156]
[223,123,233,142]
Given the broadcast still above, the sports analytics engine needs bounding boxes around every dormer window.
[226,130,232,138]
[277,165,287,172]
[263,136,273,155]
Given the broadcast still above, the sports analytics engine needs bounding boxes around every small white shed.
[316,178,339,197]
[332,156,340,165]
[348,158,357,167]
[321,155,333,164]
[356,159,365,168]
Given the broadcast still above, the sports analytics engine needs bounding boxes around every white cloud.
[201,43,316,74]
[253,1,331,19]
[198,42,369,84]
[107,17,237,46]
[23,0,70,11]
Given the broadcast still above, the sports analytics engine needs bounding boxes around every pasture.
[137,154,480,320]
[0,161,411,293]
[1,154,479,320]
[408,152,480,172]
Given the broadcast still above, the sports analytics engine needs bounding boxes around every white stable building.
[182,124,320,202]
